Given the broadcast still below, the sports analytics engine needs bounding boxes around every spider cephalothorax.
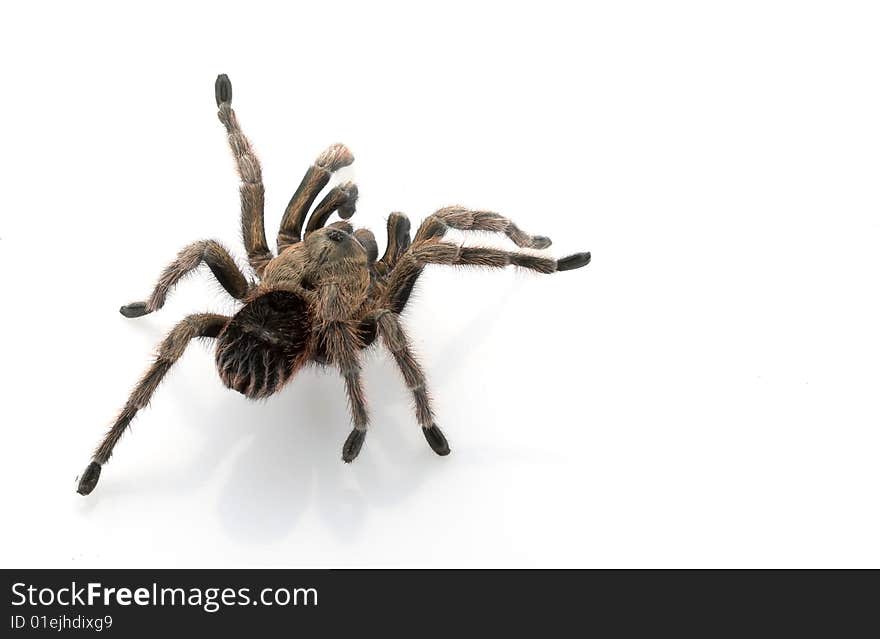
[76,74,591,495]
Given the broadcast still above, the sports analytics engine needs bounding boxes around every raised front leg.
[119,240,249,318]
[276,144,354,252]
[216,74,274,276]
[374,311,449,455]
[77,313,231,495]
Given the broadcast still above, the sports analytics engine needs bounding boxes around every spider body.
[76,75,591,496]
[216,227,374,399]
[215,290,311,399]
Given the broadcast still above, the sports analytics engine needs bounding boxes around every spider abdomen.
[215,291,311,399]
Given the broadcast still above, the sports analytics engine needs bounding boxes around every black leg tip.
[532,235,552,249]
[119,302,150,318]
[77,462,102,496]
[423,424,451,456]
[342,429,366,463]
[556,251,591,272]
[215,74,232,107]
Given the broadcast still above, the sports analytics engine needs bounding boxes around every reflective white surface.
[1,1,879,567]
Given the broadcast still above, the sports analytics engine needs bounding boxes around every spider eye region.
[214,291,310,399]
[326,228,346,243]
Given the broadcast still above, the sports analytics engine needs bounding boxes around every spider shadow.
[102,277,522,544]
[206,357,437,545]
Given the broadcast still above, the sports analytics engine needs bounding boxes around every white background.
[1,1,878,568]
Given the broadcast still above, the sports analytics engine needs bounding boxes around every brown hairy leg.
[276,144,354,252]
[76,313,230,495]
[119,240,249,318]
[374,311,449,455]
[413,206,552,249]
[382,240,590,313]
[215,74,274,277]
[412,242,591,273]
[321,321,371,462]
[381,206,584,313]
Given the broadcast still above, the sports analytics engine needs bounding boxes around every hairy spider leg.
[76,313,230,495]
[215,74,273,276]
[374,310,449,455]
[413,206,552,248]
[380,206,560,313]
[320,319,371,463]
[119,240,249,318]
[382,239,591,314]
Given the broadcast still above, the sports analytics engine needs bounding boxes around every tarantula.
[76,74,591,495]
